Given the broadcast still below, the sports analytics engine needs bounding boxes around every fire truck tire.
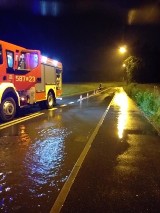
[46,91,56,109]
[0,97,16,122]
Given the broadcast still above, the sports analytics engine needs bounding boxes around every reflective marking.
[57,97,63,100]
[49,107,58,111]
[50,97,114,213]
[60,104,67,107]
[0,112,44,130]
[68,102,74,104]
[76,88,110,102]
[77,96,87,102]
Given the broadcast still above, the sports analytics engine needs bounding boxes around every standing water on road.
[0,117,70,212]
[0,92,113,212]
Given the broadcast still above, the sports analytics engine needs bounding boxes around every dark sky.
[0,0,160,82]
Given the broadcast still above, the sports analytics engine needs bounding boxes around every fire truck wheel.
[46,91,56,109]
[0,97,16,122]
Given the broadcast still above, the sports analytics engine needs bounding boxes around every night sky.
[0,0,160,82]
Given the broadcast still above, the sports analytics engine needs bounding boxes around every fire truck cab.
[0,40,62,122]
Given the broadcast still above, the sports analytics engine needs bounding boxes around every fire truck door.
[35,64,56,92]
[35,64,45,92]
[44,65,56,85]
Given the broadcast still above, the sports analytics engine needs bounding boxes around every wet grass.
[62,82,125,97]
[124,83,160,131]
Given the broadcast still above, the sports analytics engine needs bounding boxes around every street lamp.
[119,46,127,54]
[118,45,127,82]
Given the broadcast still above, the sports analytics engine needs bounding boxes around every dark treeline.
[126,25,160,83]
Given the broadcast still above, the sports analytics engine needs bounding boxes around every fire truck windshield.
[18,52,39,70]
[0,45,2,64]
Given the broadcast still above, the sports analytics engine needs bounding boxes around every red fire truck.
[0,40,62,122]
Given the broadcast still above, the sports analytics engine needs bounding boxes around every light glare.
[119,46,127,54]
[113,91,128,139]
[53,60,58,67]
[41,56,47,63]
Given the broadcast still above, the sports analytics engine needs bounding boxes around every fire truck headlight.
[20,96,28,106]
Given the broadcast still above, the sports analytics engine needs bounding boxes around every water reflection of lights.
[18,125,31,144]
[25,127,70,186]
[113,91,128,139]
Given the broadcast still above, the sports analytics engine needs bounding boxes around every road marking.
[57,97,63,100]
[76,88,110,102]
[50,97,114,213]
[68,101,74,104]
[0,112,44,130]
[49,107,58,111]
[60,104,67,107]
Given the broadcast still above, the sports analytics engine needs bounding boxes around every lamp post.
[118,45,127,82]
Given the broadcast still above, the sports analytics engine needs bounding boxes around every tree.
[123,56,143,83]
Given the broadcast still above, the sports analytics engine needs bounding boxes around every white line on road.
[60,104,67,107]
[50,96,114,213]
[0,112,44,130]
[57,97,63,100]
[49,107,58,111]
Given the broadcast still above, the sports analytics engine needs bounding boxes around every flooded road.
[0,89,114,212]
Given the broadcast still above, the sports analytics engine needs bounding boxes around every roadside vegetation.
[122,55,160,131]
[124,83,160,131]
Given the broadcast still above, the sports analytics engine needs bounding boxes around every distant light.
[42,56,47,63]
[119,46,127,54]
[40,1,59,16]
[53,60,58,67]
[122,63,126,68]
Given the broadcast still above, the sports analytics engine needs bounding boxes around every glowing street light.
[119,46,127,54]
[122,63,126,68]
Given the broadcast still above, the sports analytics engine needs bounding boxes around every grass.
[123,83,160,131]
[62,82,125,96]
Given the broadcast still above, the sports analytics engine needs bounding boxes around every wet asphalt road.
[59,89,160,213]
[0,88,114,212]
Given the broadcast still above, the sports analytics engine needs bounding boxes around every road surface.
[0,88,114,212]
[1,88,160,213]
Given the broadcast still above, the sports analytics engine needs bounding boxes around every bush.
[124,84,160,128]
